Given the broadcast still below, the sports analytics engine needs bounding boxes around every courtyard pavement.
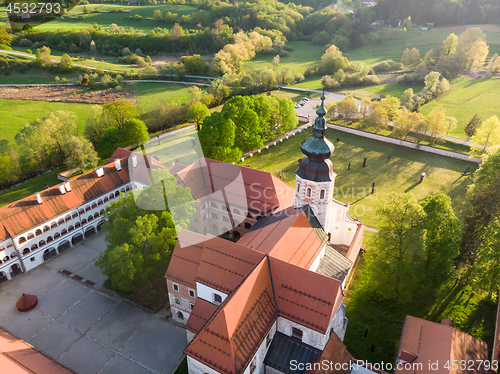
[0,231,187,374]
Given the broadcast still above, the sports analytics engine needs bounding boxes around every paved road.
[0,231,187,374]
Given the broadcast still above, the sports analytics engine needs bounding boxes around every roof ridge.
[279,283,332,305]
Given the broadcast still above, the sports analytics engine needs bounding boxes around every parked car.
[302,97,309,101]
[294,104,300,109]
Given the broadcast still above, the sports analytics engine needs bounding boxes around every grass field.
[344,254,497,363]
[243,41,325,75]
[337,83,423,100]
[420,76,500,139]
[0,168,63,208]
[239,128,476,227]
[135,82,206,114]
[34,4,199,32]
[0,99,93,145]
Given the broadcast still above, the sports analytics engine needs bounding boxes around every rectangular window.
[172,283,179,292]
[213,293,222,305]
[190,303,194,310]
[175,297,181,305]
[189,289,195,298]
[30,257,35,262]
[292,327,303,340]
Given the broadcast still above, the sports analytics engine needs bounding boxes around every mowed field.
[34,4,200,31]
[239,128,476,227]
[135,82,207,114]
[420,77,500,139]
[347,27,500,66]
[243,41,325,75]
[0,99,93,145]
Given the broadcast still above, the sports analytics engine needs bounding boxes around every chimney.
[131,154,137,168]
[95,166,104,178]
[114,158,121,171]
[35,192,42,204]
[64,181,71,192]
[58,184,66,195]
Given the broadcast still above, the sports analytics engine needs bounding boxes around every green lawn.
[344,254,497,363]
[0,168,63,208]
[135,82,206,114]
[291,76,323,90]
[239,128,476,227]
[0,99,93,145]
[243,41,325,75]
[35,4,199,32]
[420,77,500,140]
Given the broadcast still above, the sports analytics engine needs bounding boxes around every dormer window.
[213,293,222,305]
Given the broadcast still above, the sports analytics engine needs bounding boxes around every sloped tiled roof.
[185,298,219,334]
[185,257,277,374]
[395,316,488,374]
[264,332,322,374]
[270,257,343,334]
[165,230,206,287]
[237,206,325,269]
[0,149,164,241]
[0,327,74,373]
[196,237,265,294]
[174,158,295,214]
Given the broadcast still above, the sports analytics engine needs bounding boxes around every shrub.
[19,38,33,47]
[81,76,89,85]
[0,44,12,51]
[26,49,32,54]
[136,56,147,68]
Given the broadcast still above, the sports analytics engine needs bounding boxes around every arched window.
[177,311,184,320]
[222,216,230,223]
[109,194,114,200]
[75,221,81,228]
[72,212,78,219]
[81,219,87,225]
[100,209,105,216]
[23,248,30,255]
[43,226,50,233]
[31,244,38,250]
[306,188,312,198]
[244,223,252,229]
[58,219,65,226]
[91,203,97,209]
[120,188,125,193]
[54,232,61,239]
[18,237,26,244]
[88,215,94,222]
[103,197,109,203]
[46,236,53,243]
[85,205,91,212]
[320,189,325,199]
[61,229,67,235]
[201,204,206,211]
[297,182,300,192]
[51,222,57,229]
[94,212,99,219]
[126,186,130,192]
[65,216,71,222]
[68,226,75,232]
[233,209,241,216]
[115,191,120,197]
[35,229,42,236]
[39,240,46,247]
[247,213,252,219]
[98,199,103,206]
[27,233,34,240]
[79,208,85,215]
[211,213,218,220]
[210,202,217,208]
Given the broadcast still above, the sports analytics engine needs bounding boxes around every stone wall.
[327,124,481,164]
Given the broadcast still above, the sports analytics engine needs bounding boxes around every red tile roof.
[196,237,265,294]
[185,298,219,334]
[0,149,164,241]
[185,257,277,374]
[237,207,324,269]
[174,158,295,215]
[269,257,343,334]
[0,327,74,374]
[395,316,488,374]
[165,230,206,287]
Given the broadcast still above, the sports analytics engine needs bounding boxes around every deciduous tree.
[123,118,149,146]
[199,112,241,162]
[336,96,357,125]
[103,99,138,130]
[464,114,480,140]
[471,115,500,153]
[62,136,98,171]
[187,102,210,131]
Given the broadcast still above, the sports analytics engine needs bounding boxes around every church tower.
[295,94,336,229]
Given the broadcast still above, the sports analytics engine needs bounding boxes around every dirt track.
[0,85,134,104]
[435,24,500,32]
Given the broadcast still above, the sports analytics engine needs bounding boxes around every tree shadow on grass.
[404,181,421,193]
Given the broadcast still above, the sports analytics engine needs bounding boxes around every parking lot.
[0,232,187,374]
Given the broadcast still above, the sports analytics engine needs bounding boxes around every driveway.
[0,231,187,374]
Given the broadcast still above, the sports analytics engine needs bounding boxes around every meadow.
[34,4,200,32]
[0,99,93,145]
[337,83,423,100]
[242,41,325,75]
[420,77,500,139]
[239,128,476,228]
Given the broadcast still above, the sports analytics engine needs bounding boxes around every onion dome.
[296,94,335,182]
